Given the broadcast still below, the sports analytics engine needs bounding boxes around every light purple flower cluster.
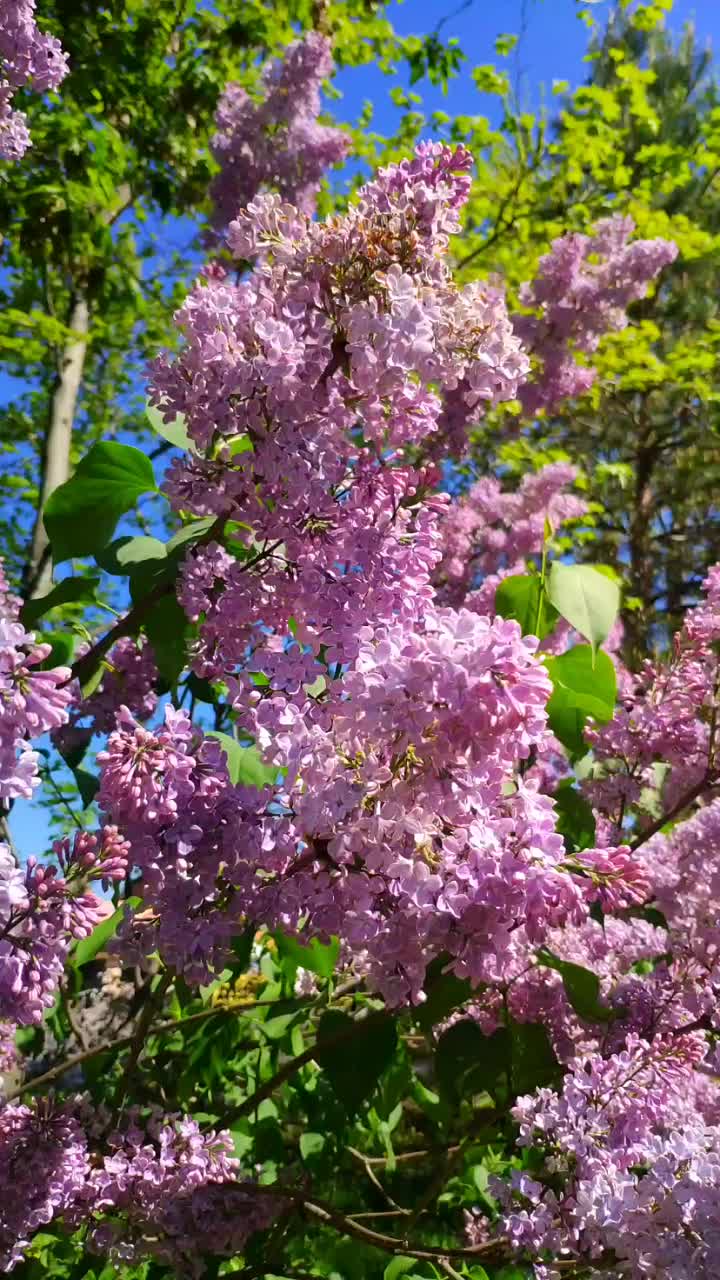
[0,1103,278,1274]
[153,143,527,709]
[0,0,68,159]
[435,218,676,453]
[209,31,350,230]
[0,576,68,781]
[0,561,72,801]
[514,215,678,415]
[586,563,720,828]
[85,1112,280,1275]
[97,705,272,982]
[96,608,606,1003]
[54,636,158,761]
[478,1034,720,1278]
[0,1099,89,1271]
[434,462,587,608]
[0,827,128,1024]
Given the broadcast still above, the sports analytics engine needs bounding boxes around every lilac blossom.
[209,32,349,230]
[0,0,68,160]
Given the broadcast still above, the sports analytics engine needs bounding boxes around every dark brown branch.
[629,776,712,851]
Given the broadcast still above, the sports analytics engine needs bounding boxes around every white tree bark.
[25,293,89,598]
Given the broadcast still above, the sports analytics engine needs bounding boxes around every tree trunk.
[24,293,89,599]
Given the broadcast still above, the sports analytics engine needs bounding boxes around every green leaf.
[165,518,216,555]
[545,645,616,755]
[95,535,167,575]
[20,576,99,626]
[546,644,617,710]
[146,401,193,451]
[44,443,157,562]
[416,958,474,1031]
[509,1021,561,1095]
[207,732,279,789]
[384,1260,421,1280]
[495,574,559,639]
[142,594,189,685]
[73,766,99,809]
[316,1010,397,1112]
[536,949,613,1023]
[72,899,139,968]
[38,631,76,670]
[553,784,596,851]
[547,563,620,655]
[274,931,340,979]
[229,923,255,974]
[299,1131,326,1161]
[434,1020,509,1101]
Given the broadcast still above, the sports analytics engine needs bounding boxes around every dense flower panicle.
[0,560,72,800]
[209,32,349,229]
[85,1113,280,1276]
[586,565,720,826]
[0,1104,278,1274]
[481,1035,720,1278]
[514,216,678,415]
[434,462,587,607]
[96,607,601,999]
[0,1100,89,1270]
[152,144,527,708]
[54,637,158,759]
[640,797,720,962]
[98,705,274,982]
[0,831,126,1025]
[0,0,68,159]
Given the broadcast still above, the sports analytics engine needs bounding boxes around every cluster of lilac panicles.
[434,462,587,609]
[97,705,272,982]
[640,796,720,974]
[0,561,72,801]
[513,215,678,416]
[250,607,587,1003]
[0,1099,89,1271]
[209,31,350,231]
[85,1112,280,1276]
[0,1104,278,1276]
[585,562,720,828]
[478,1034,720,1279]
[95,608,618,1001]
[0,828,128,1025]
[152,143,527,709]
[0,0,68,159]
[54,636,158,761]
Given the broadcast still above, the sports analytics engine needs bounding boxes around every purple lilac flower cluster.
[0,561,72,801]
[209,32,350,231]
[0,827,128,1024]
[514,215,678,415]
[0,1104,279,1274]
[153,142,528,712]
[476,1034,720,1278]
[585,564,720,829]
[54,636,158,761]
[434,461,588,609]
[436,217,676,455]
[0,0,68,159]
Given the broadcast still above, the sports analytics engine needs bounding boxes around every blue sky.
[8,0,720,858]
[331,0,720,138]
